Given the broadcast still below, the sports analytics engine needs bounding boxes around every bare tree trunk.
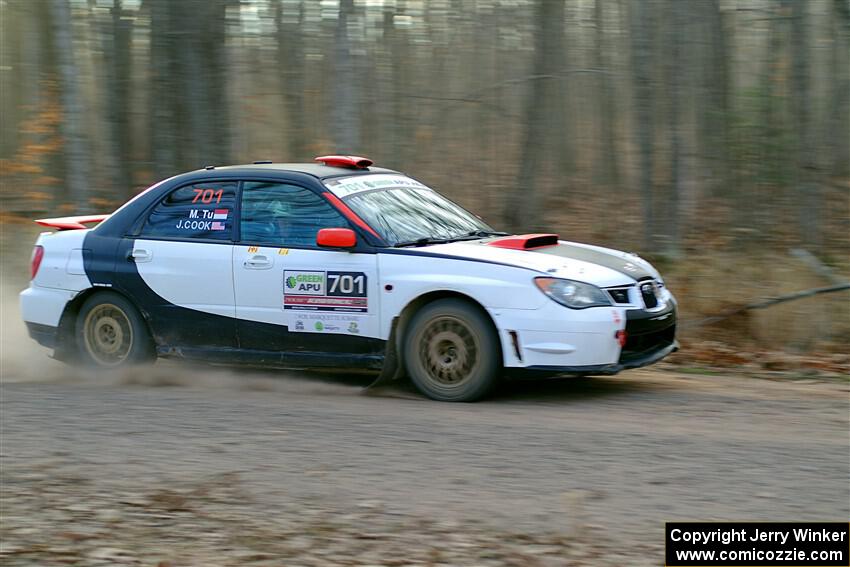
[332,0,360,152]
[702,0,731,197]
[175,3,206,168]
[50,0,89,211]
[790,0,820,248]
[755,1,792,239]
[148,0,229,174]
[0,2,23,158]
[148,0,177,179]
[629,0,655,250]
[103,0,133,195]
[275,0,307,160]
[593,0,620,191]
[205,0,229,166]
[830,0,850,178]
[666,0,685,257]
[503,0,565,233]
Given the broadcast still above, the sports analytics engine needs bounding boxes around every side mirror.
[316,228,356,249]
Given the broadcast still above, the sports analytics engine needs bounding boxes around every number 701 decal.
[328,272,367,297]
[192,188,223,204]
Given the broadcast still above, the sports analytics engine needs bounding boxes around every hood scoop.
[486,233,559,250]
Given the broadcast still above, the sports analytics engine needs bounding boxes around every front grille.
[620,324,676,363]
[640,281,658,309]
[607,287,631,304]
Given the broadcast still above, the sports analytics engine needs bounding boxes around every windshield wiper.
[463,230,509,238]
[393,237,456,248]
[393,231,509,248]
[447,230,511,242]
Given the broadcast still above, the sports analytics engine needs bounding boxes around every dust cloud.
[0,278,66,383]
[0,277,374,397]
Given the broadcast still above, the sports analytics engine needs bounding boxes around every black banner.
[666,522,849,566]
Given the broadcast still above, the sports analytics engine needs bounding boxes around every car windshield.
[324,174,497,246]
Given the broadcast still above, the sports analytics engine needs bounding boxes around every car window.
[240,182,349,247]
[140,182,237,241]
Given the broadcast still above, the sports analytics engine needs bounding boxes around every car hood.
[395,239,660,288]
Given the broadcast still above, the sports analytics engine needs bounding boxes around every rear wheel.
[404,299,500,402]
[75,292,155,368]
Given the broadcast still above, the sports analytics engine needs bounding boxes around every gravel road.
[1,350,847,566]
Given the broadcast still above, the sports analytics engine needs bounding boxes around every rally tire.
[403,298,500,402]
[75,292,155,368]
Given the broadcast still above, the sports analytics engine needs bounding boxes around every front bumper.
[498,295,678,377]
[510,339,678,378]
[619,300,677,365]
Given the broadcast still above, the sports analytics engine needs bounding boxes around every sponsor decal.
[325,174,429,198]
[188,209,226,220]
[175,219,227,231]
[247,246,259,253]
[612,310,622,325]
[290,312,364,334]
[177,208,230,231]
[278,248,289,256]
[283,270,368,313]
[285,271,325,295]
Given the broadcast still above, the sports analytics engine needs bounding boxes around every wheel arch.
[378,290,503,383]
[54,287,155,361]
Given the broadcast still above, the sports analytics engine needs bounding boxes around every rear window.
[140,182,237,240]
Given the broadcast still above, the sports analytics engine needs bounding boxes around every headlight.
[534,277,612,309]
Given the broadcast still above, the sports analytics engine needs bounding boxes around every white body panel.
[233,245,379,338]
[28,231,92,291]
[20,230,92,327]
[21,226,673,373]
[133,239,235,319]
[377,250,628,368]
[407,240,636,288]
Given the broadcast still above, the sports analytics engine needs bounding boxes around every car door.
[233,180,380,353]
[117,181,238,349]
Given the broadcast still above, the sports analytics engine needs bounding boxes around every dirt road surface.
[1,340,847,566]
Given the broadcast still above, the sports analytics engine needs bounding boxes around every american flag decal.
[211,221,225,231]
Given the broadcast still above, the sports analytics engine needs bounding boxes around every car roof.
[209,163,400,180]
[94,162,402,238]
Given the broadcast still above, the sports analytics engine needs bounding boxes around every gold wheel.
[82,303,133,367]
[417,315,480,387]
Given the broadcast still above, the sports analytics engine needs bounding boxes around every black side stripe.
[378,248,544,273]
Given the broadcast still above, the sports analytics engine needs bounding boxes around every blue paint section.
[81,187,386,362]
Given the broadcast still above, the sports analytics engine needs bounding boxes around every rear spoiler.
[34,214,110,231]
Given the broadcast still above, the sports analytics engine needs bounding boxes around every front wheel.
[75,292,155,368]
[403,299,501,402]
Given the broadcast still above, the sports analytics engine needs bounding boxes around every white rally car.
[20,156,677,401]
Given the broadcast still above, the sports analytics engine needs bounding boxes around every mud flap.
[365,319,404,390]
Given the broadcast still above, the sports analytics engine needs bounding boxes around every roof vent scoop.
[486,233,559,250]
[314,155,373,169]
